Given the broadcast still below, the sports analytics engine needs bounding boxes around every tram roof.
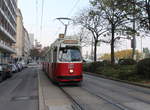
[44,36,81,55]
[51,36,81,48]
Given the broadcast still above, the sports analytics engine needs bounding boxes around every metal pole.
[56,17,71,38]
[141,36,143,59]
[132,0,136,59]
[132,23,136,59]
[91,37,93,61]
[64,25,67,37]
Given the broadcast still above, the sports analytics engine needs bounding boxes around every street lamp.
[56,17,72,37]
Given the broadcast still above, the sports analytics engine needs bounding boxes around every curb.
[37,69,47,110]
[84,72,150,89]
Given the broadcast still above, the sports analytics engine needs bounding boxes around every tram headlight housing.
[69,69,74,73]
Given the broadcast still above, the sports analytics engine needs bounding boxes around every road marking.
[48,105,73,110]
[11,96,38,101]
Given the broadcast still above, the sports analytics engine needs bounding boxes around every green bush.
[83,63,90,71]
[118,58,136,65]
[88,62,103,72]
[99,65,137,80]
[83,61,143,82]
[102,60,111,66]
[116,65,137,80]
[83,61,109,72]
[137,58,150,79]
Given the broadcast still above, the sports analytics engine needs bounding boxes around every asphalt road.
[2,65,149,110]
[0,66,38,110]
[62,74,150,110]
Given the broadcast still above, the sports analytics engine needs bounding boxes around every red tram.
[42,35,83,83]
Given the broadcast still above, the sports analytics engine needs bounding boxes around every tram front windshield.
[59,47,82,62]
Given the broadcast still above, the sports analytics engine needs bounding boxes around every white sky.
[18,0,150,56]
[18,0,89,45]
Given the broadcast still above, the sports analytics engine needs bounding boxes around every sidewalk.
[38,69,73,110]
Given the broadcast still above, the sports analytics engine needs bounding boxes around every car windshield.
[59,48,82,62]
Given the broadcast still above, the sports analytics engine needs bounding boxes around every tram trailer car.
[43,36,83,83]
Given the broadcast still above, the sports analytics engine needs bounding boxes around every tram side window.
[53,48,57,63]
[48,51,51,62]
[50,50,53,63]
[46,54,49,61]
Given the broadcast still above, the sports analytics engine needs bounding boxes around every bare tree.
[91,0,134,64]
[74,27,91,47]
[74,8,108,61]
[136,0,150,30]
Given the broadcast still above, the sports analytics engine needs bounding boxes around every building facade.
[29,33,34,48]
[16,8,32,60]
[16,8,23,58]
[23,28,31,58]
[0,0,17,63]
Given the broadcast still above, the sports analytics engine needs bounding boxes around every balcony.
[10,0,17,12]
[4,0,16,24]
[0,25,16,43]
[0,7,16,32]
[0,40,16,54]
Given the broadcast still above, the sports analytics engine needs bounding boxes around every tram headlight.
[69,69,74,73]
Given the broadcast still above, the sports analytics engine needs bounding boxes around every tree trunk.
[148,9,150,30]
[146,0,150,30]
[132,38,136,59]
[111,26,115,65]
[94,40,98,62]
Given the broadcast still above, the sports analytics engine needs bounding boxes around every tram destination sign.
[63,40,78,44]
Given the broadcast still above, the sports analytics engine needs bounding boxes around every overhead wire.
[40,0,45,33]
[35,0,38,39]
[54,0,80,38]
[67,0,81,36]
[54,26,62,37]
[67,0,81,17]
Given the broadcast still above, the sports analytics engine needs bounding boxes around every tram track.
[60,86,132,110]
[85,74,150,95]
[59,87,85,110]
[81,86,132,110]
[84,75,150,105]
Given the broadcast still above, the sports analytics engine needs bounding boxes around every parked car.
[18,61,27,68]
[15,63,21,72]
[83,59,93,64]
[16,63,22,71]
[0,64,6,82]
[5,64,13,78]
[10,64,18,73]
[14,63,20,72]
[21,61,27,68]
[0,64,12,82]
[19,63,23,70]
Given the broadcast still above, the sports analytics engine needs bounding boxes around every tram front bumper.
[56,75,83,82]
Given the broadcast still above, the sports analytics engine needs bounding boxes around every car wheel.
[2,73,6,80]
[0,74,3,82]
[7,72,12,78]
[9,72,13,78]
